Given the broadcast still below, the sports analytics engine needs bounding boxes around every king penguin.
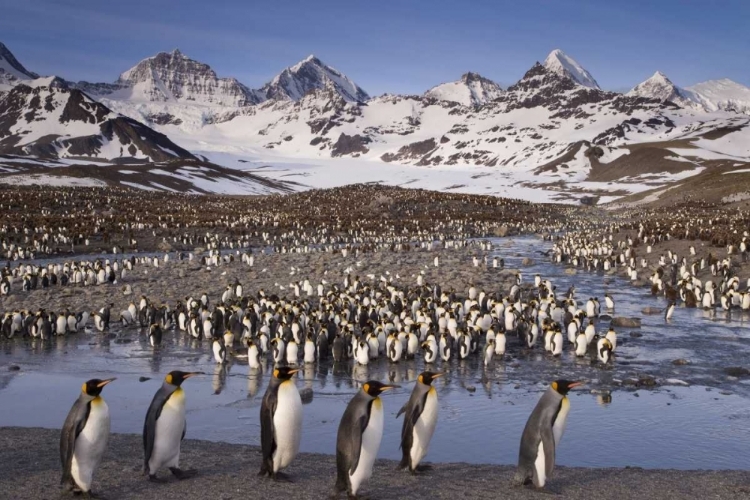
[396,371,444,474]
[335,380,399,499]
[259,366,303,480]
[143,370,202,481]
[515,380,582,490]
[60,378,116,495]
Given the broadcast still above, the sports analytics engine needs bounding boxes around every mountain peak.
[261,55,369,103]
[626,70,698,109]
[0,41,39,84]
[112,50,261,107]
[425,72,503,107]
[686,78,750,114]
[543,49,600,89]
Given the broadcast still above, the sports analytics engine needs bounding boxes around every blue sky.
[1,0,748,95]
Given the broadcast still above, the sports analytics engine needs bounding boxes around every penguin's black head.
[166,370,202,386]
[362,380,399,397]
[418,371,444,386]
[273,366,299,381]
[551,380,583,396]
[82,378,116,397]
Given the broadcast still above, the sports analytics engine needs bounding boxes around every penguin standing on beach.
[143,371,202,481]
[397,371,443,474]
[60,377,116,495]
[259,366,303,480]
[335,381,399,499]
[515,380,582,489]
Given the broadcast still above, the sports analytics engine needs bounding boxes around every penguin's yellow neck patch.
[373,398,382,409]
[92,396,103,405]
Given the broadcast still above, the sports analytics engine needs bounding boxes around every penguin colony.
[548,224,750,315]
[51,260,618,497]
[0,183,571,261]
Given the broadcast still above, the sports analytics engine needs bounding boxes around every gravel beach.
[1,427,749,500]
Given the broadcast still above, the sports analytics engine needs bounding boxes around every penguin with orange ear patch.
[335,380,399,498]
[514,380,583,490]
[397,371,444,474]
[259,366,303,480]
[143,371,203,481]
[60,377,116,495]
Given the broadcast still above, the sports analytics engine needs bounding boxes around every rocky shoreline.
[1,427,748,500]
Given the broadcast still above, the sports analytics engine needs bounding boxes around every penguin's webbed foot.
[80,491,107,500]
[148,474,167,483]
[533,485,559,495]
[272,471,293,482]
[410,464,433,475]
[169,467,197,480]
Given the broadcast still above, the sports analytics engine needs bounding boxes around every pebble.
[8,365,20,371]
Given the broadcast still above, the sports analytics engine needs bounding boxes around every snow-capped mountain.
[686,79,750,115]
[543,49,600,89]
[0,42,38,90]
[258,55,369,102]
[626,71,701,109]
[425,72,503,107]
[1,40,749,202]
[0,82,195,161]
[77,49,262,107]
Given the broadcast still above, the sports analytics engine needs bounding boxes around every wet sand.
[1,427,749,500]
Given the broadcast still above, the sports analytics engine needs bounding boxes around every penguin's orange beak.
[97,378,116,387]
[381,385,400,391]
[183,372,204,379]
[432,373,445,379]
[288,369,300,375]
[568,381,584,389]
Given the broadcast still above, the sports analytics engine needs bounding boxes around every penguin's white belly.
[350,399,384,495]
[552,397,570,446]
[410,389,438,468]
[213,342,224,363]
[534,441,546,487]
[71,399,110,492]
[272,381,303,472]
[150,389,186,472]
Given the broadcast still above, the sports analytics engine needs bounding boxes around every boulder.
[611,317,641,328]
[157,240,173,252]
[724,367,750,377]
[641,307,662,315]
[494,225,509,237]
[521,257,534,266]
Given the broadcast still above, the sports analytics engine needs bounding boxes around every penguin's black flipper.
[395,403,408,419]
[143,388,169,474]
[343,413,369,476]
[541,421,556,478]
[60,398,91,486]
[259,383,279,473]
